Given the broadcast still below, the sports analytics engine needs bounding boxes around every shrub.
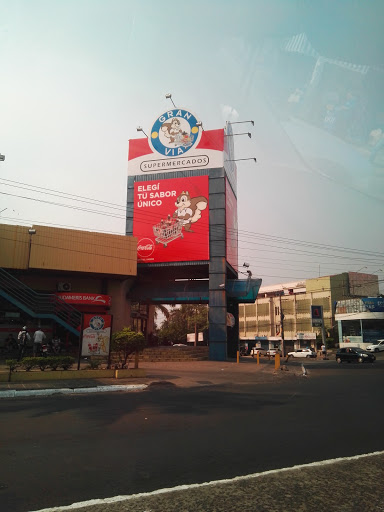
[35,357,50,371]
[5,359,19,372]
[87,358,102,369]
[112,327,147,367]
[48,357,61,371]
[60,356,75,370]
[21,357,37,371]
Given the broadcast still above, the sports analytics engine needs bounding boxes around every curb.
[0,384,148,399]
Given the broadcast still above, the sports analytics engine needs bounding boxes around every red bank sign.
[57,293,112,306]
[133,175,209,263]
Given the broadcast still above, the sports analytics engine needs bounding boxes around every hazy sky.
[1,0,383,290]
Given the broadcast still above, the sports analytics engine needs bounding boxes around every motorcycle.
[36,343,49,357]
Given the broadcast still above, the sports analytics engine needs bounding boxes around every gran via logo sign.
[149,109,202,157]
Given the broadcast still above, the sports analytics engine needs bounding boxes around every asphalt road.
[1,357,384,512]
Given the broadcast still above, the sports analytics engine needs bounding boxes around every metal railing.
[0,268,81,336]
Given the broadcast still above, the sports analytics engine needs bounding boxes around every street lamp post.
[279,293,285,357]
[27,229,36,269]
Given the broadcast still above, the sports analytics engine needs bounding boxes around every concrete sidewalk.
[0,359,292,398]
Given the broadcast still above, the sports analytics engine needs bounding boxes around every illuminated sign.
[149,109,202,157]
[311,305,323,327]
[128,109,224,175]
[133,175,209,263]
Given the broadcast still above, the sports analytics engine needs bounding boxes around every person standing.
[33,328,46,356]
[17,326,31,361]
[5,333,18,352]
[51,334,62,354]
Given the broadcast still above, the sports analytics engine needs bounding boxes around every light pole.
[279,293,285,357]
[27,229,36,269]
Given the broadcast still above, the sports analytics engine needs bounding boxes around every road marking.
[30,450,384,512]
[0,384,147,399]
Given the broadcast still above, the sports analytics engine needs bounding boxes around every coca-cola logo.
[137,238,155,258]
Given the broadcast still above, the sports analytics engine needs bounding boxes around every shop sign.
[296,332,316,340]
[128,108,224,175]
[149,108,202,157]
[311,305,323,327]
[362,298,384,312]
[57,293,111,306]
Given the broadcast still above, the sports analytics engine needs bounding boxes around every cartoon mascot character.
[173,191,208,232]
[161,118,183,144]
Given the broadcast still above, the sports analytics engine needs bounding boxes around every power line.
[2,219,383,271]
[3,177,384,258]
[2,181,384,270]
[0,178,126,210]
[3,219,382,285]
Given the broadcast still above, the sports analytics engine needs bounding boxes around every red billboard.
[226,179,238,271]
[133,175,209,263]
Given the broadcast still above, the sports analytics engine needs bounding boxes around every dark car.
[336,347,376,364]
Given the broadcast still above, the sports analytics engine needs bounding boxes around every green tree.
[112,327,147,368]
[157,305,208,345]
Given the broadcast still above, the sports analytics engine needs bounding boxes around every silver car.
[366,339,384,353]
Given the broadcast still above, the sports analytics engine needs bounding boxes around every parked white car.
[287,348,317,358]
[366,340,384,353]
[266,348,282,357]
[250,347,267,357]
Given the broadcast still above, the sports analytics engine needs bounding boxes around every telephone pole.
[279,293,285,357]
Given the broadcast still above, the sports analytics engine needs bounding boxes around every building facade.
[0,223,138,347]
[239,272,379,353]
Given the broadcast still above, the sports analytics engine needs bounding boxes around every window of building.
[341,320,361,337]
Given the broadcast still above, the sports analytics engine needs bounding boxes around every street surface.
[1,356,384,512]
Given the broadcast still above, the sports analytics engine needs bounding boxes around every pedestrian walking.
[321,343,327,359]
[33,328,46,356]
[17,326,31,361]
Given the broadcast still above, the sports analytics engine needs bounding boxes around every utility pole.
[321,318,327,359]
[279,293,285,357]
[194,306,198,347]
